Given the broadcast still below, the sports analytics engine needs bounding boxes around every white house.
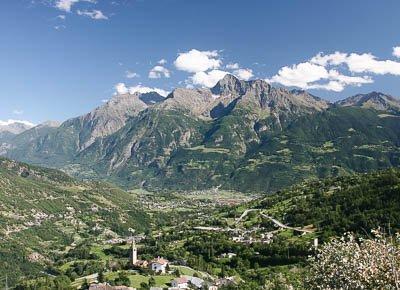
[171,277,188,289]
[150,257,169,273]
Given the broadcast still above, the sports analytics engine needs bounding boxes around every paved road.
[259,213,314,233]
[235,208,314,233]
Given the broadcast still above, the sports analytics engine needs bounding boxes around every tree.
[114,271,131,286]
[81,279,90,290]
[98,270,105,283]
[307,229,400,289]
[148,277,156,287]
[140,282,149,290]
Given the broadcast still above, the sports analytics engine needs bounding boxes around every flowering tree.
[307,229,400,289]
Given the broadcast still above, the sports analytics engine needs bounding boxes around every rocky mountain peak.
[211,74,246,95]
[0,120,34,134]
[35,120,61,129]
[337,91,400,112]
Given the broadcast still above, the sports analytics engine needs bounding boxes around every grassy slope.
[0,157,149,285]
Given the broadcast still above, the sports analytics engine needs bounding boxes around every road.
[235,208,314,233]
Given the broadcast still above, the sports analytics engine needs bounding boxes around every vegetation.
[0,158,149,286]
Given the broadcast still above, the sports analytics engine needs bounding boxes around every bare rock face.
[158,88,215,117]
[65,92,164,150]
[337,92,400,113]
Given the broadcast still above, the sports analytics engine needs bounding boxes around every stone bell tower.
[130,239,137,265]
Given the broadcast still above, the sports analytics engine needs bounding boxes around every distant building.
[220,253,237,259]
[185,276,205,289]
[135,259,149,268]
[171,277,188,289]
[150,257,169,273]
[89,283,135,290]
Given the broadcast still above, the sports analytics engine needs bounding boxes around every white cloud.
[174,49,222,73]
[114,83,169,97]
[77,9,108,20]
[115,83,129,94]
[234,68,254,81]
[12,110,24,115]
[128,85,169,97]
[0,119,35,127]
[311,51,400,75]
[393,46,400,58]
[57,15,66,20]
[158,59,167,65]
[55,0,96,12]
[126,70,139,78]
[226,63,239,70]
[148,65,170,79]
[310,51,348,66]
[268,62,329,88]
[267,60,373,92]
[191,70,229,88]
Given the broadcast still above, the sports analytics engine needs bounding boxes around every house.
[220,253,237,259]
[150,257,169,273]
[135,259,149,268]
[215,277,236,287]
[89,283,135,290]
[171,277,188,289]
[185,276,204,289]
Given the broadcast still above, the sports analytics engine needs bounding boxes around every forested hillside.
[0,158,149,285]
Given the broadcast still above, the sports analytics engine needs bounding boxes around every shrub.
[307,229,400,289]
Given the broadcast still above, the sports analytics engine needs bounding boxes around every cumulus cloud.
[267,59,374,92]
[0,119,35,127]
[126,70,139,78]
[174,49,222,73]
[158,59,167,65]
[393,47,400,58]
[55,0,96,12]
[148,65,170,79]
[234,68,254,81]
[311,51,400,75]
[226,63,239,70]
[115,82,129,94]
[77,9,108,20]
[114,83,168,97]
[191,70,229,88]
[268,62,330,88]
[266,48,400,92]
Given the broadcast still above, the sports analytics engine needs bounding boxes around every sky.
[1,0,400,125]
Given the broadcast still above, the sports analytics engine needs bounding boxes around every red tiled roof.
[151,257,169,265]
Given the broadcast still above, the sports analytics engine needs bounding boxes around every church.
[130,240,170,271]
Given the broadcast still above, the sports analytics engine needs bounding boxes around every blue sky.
[1,0,400,124]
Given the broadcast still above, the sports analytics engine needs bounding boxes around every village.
[83,207,317,290]
[84,239,236,290]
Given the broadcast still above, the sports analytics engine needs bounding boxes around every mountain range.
[2,74,400,192]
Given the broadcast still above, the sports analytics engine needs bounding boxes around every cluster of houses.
[88,275,236,290]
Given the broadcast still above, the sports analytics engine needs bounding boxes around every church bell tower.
[130,240,137,265]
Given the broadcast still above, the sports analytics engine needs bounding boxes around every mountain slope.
[75,75,331,189]
[247,167,400,238]
[2,75,400,193]
[0,157,149,284]
[4,92,164,167]
[0,120,34,134]
[337,91,400,113]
